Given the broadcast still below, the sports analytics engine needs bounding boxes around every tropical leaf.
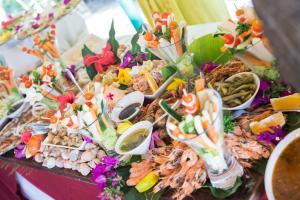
[188,34,233,66]
[205,177,242,199]
[124,187,163,200]
[81,44,97,80]
[130,26,143,55]
[108,20,120,63]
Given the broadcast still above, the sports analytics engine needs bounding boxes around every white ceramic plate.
[145,73,177,100]
[265,127,300,200]
[223,72,260,110]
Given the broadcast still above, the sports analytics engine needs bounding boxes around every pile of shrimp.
[127,143,207,200]
[225,126,272,168]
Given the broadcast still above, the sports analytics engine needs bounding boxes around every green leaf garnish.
[205,177,242,199]
[130,26,142,55]
[81,44,97,80]
[235,22,251,35]
[223,111,235,133]
[32,70,41,84]
[108,20,120,63]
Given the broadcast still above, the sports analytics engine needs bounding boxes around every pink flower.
[21,130,32,144]
[64,0,71,5]
[32,24,40,29]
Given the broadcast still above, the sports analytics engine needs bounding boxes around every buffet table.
[0,152,265,200]
[0,152,98,200]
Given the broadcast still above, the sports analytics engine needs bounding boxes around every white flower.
[24,87,43,105]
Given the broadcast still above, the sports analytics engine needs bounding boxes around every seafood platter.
[0,0,80,45]
[1,8,300,200]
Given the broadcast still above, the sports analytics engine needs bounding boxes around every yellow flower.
[167,78,186,91]
[118,68,132,85]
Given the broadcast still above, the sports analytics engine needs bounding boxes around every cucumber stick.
[159,100,182,122]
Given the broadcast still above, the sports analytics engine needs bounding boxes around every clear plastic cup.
[166,88,243,189]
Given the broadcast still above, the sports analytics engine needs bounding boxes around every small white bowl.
[111,91,144,123]
[115,121,153,155]
[223,72,260,110]
[265,128,300,200]
[145,73,177,100]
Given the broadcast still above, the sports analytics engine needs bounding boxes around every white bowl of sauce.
[265,127,300,200]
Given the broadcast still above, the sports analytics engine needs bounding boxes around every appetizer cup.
[223,72,260,110]
[146,39,184,63]
[115,121,153,155]
[265,128,300,200]
[166,89,243,189]
[111,91,144,122]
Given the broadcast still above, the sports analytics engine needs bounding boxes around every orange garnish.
[50,116,58,124]
[84,92,94,100]
[144,32,153,41]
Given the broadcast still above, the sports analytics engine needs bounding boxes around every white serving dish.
[265,127,300,200]
[145,73,177,100]
[223,72,260,110]
[115,120,153,155]
[7,99,31,119]
[111,91,144,123]
[42,136,87,150]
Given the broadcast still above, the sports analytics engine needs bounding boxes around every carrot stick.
[206,125,218,144]
[171,27,183,56]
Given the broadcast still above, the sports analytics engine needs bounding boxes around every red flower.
[2,20,13,29]
[83,43,116,73]
[57,92,75,112]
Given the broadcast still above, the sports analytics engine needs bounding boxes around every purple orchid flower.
[15,24,23,32]
[92,165,110,180]
[111,177,120,186]
[48,12,54,19]
[257,126,285,144]
[120,53,134,68]
[31,23,40,29]
[91,156,121,199]
[83,135,93,143]
[150,130,166,149]
[64,0,71,5]
[260,79,270,91]
[135,52,148,63]
[102,156,119,167]
[94,174,107,191]
[34,14,41,21]
[251,79,271,108]
[14,144,26,159]
[106,170,117,177]
[64,64,76,81]
[200,61,217,73]
[280,90,293,97]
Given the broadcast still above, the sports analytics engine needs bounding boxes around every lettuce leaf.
[188,34,232,66]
